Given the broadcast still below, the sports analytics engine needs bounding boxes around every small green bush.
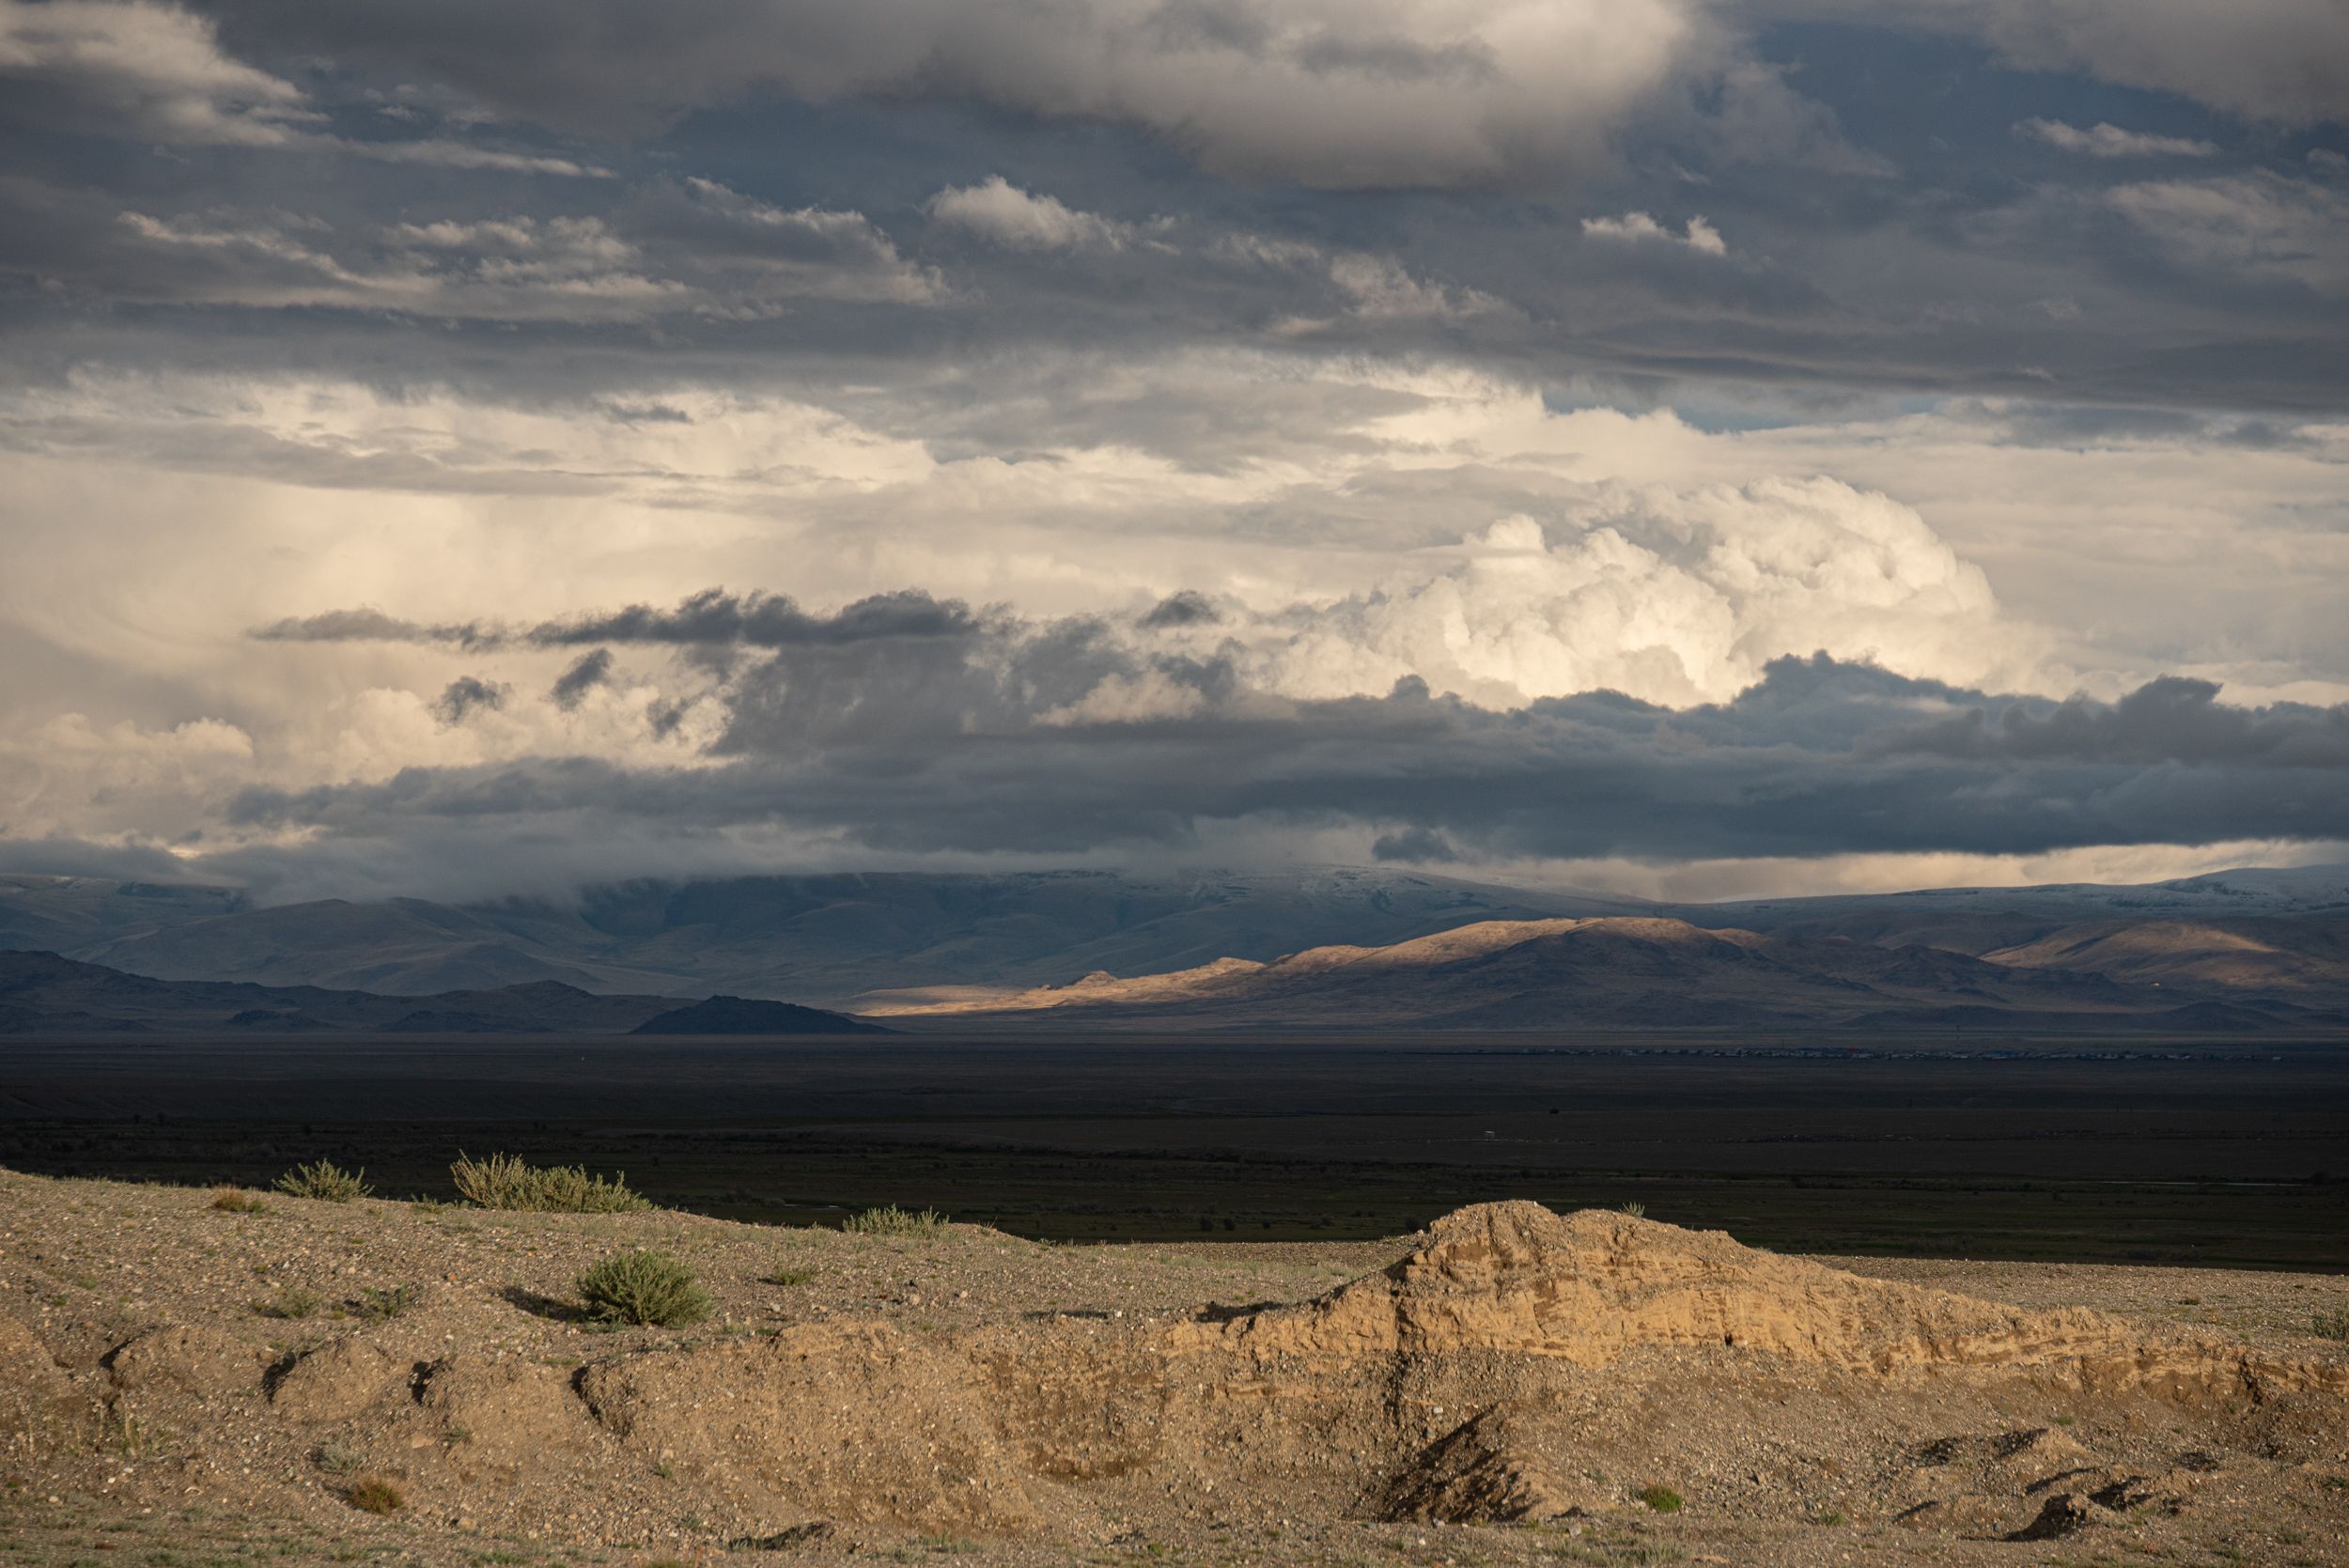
[210,1186,267,1214]
[345,1476,403,1514]
[251,1284,322,1320]
[1618,1202,1648,1219]
[841,1204,948,1237]
[450,1152,651,1214]
[2313,1307,2349,1343]
[273,1161,370,1203]
[576,1249,712,1327]
[357,1283,422,1322]
[1636,1484,1683,1514]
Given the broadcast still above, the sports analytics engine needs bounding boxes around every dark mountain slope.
[0,952,874,1036]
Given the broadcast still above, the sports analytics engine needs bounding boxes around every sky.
[0,0,2345,905]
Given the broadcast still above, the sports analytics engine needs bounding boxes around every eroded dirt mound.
[4,1185,2344,1562]
[1207,1201,2331,1394]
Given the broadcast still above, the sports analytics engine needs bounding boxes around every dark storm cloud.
[429,675,508,725]
[535,588,986,648]
[1139,591,1222,629]
[249,590,988,653]
[0,0,2341,417]
[1371,826,1463,863]
[253,607,499,648]
[548,648,614,710]
[222,650,2349,864]
[1876,675,2349,767]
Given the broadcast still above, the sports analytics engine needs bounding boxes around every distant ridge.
[4,865,2347,1032]
[0,951,875,1036]
[861,912,2347,1032]
[630,995,890,1036]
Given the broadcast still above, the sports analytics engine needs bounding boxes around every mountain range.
[0,950,879,1036]
[2,863,2345,1033]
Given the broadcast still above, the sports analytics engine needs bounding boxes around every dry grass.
[450,1151,652,1213]
[272,1160,370,1203]
[344,1476,404,1514]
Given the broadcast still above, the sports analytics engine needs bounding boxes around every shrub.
[2313,1307,2349,1343]
[576,1249,712,1327]
[841,1204,948,1237]
[313,1443,364,1477]
[345,1477,403,1514]
[251,1284,322,1320]
[1619,1202,1647,1219]
[210,1186,267,1214]
[1636,1484,1683,1514]
[273,1161,370,1203]
[356,1283,421,1322]
[450,1152,651,1214]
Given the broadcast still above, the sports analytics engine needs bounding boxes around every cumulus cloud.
[2015,118,2217,160]
[927,178,1133,252]
[1249,478,2003,707]
[1580,211,1726,255]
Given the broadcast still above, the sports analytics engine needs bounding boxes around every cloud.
[0,0,313,146]
[1581,211,1726,255]
[1139,591,1221,630]
[429,675,507,724]
[927,178,1132,252]
[215,654,2349,869]
[251,589,987,652]
[548,648,614,710]
[190,0,1708,190]
[0,1,608,172]
[1244,478,2007,708]
[1694,60,1894,178]
[1877,675,2349,766]
[1801,0,2349,127]
[2015,118,2217,160]
[2108,171,2349,293]
[635,179,945,305]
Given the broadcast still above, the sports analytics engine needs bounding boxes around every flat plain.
[2,1032,2342,1265]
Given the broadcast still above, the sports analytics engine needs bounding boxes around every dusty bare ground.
[4,1164,2346,1568]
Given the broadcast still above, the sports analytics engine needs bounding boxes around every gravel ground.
[3,1164,2345,1567]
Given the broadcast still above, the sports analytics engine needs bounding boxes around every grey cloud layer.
[221,648,2349,863]
[254,589,988,651]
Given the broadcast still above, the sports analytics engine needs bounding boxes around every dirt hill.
[4,1168,2345,1566]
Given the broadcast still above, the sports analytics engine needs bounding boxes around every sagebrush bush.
[273,1160,370,1203]
[450,1151,651,1213]
[841,1204,948,1237]
[576,1248,712,1327]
